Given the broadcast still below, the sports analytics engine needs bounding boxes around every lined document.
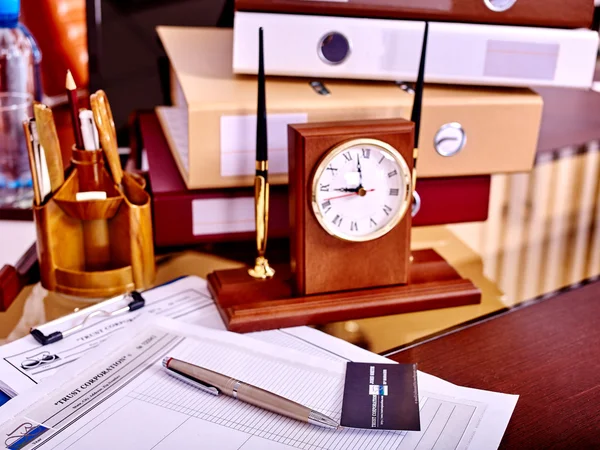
[0,316,516,450]
[0,277,223,396]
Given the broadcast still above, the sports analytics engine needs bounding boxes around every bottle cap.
[0,0,20,26]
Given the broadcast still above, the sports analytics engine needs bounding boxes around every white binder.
[232,11,599,89]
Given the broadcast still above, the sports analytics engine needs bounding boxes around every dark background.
[85,0,234,146]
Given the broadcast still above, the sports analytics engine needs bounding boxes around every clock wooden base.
[207,249,481,333]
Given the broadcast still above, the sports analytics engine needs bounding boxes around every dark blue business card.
[340,362,420,431]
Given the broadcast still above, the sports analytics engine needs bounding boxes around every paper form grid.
[32,324,484,450]
[248,330,352,363]
[0,277,515,450]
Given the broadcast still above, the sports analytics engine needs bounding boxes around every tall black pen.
[248,27,275,279]
[410,21,428,196]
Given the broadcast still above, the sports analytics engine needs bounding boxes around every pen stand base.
[208,249,481,333]
[34,160,156,300]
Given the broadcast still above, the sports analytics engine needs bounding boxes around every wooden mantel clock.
[289,121,414,296]
[207,23,481,332]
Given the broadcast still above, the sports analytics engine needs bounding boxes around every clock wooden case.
[207,116,482,332]
[288,119,414,296]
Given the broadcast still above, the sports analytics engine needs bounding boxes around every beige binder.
[156,26,543,190]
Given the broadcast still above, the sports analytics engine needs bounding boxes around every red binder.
[141,112,490,248]
[235,0,594,29]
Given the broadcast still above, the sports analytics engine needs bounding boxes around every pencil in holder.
[33,147,156,299]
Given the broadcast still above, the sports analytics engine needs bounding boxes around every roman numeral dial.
[312,139,412,242]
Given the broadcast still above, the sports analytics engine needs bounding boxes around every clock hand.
[324,189,375,201]
[333,187,359,193]
[357,155,363,187]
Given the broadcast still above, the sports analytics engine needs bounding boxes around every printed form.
[0,315,518,450]
[0,277,224,396]
[0,275,422,396]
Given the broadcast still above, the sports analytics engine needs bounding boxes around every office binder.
[232,12,599,89]
[141,112,491,248]
[156,26,543,190]
[234,0,595,29]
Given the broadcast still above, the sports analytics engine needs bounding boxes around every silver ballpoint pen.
[162,357,339,429]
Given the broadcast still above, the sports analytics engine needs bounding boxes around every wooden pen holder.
[33,148,156,299]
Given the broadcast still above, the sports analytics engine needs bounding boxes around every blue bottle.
[0,0,42,206]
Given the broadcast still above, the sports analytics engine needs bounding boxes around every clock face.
[311,138,412,242]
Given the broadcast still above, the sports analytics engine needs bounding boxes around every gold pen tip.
[66,70,77,90]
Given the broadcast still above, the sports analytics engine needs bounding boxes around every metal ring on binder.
[484,0,518,12]
[412,191,421,217]
[434,122,467,157]
[317,31,351,65]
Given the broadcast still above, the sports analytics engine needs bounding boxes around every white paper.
[156,106,190,173]
[0,316,518,450]
[75,191,107,201]
[0,277,224,396]
[192,197,255,235]
[220,113,307,177]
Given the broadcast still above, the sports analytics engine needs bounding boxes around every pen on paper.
[162,356,339,429]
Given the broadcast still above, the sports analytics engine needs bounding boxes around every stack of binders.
[147,0,598,248]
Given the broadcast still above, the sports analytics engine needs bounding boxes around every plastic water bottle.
[0,0,42,207]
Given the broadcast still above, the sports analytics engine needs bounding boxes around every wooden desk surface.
[387,280,600,449]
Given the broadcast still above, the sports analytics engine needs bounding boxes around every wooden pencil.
[66,70,84,150]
